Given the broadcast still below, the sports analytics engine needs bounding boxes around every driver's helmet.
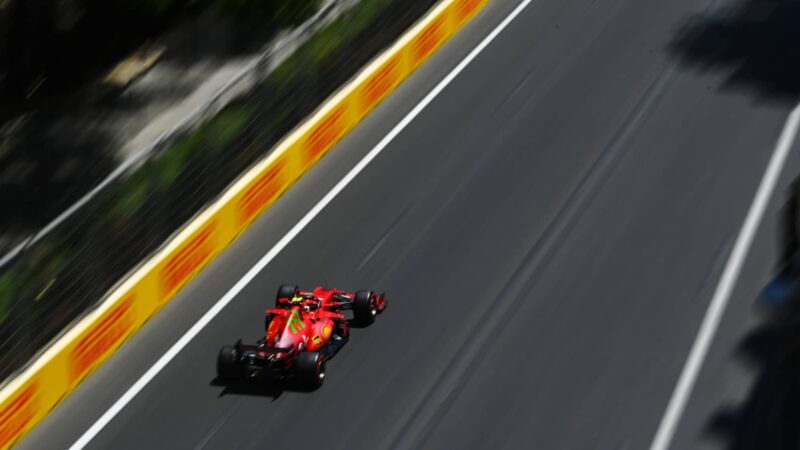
[290,295,304,304]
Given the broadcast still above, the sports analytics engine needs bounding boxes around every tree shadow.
[705,321,800,449]
[669,0,800,103]
[672,2,800,439]
[704,178,800,449]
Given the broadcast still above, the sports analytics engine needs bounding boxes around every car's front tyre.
[354,290,378,326]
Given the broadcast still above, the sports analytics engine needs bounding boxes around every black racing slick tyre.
[295,351,326,390]
[354,290,378,326]
[276,284,299,306]
[217,345,240,379]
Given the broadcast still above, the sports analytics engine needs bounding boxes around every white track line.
[68,1,533,448]
[650,103,800,450]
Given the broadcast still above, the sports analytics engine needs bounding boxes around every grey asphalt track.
[16,0,800,449]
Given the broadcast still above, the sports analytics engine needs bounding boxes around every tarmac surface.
[17,0,800,448]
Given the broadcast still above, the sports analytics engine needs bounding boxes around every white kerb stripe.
[68,1,534,448]
[650,103,800,450]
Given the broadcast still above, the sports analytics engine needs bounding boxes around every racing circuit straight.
[68,0,535,448]
[65,0,800,448]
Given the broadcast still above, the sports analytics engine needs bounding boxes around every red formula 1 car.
[217,284,386,389]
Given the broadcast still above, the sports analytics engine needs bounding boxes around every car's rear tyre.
[217,345,240,379]
[354,290,378,326]
[276,284,299,306]
[295,351,326,390]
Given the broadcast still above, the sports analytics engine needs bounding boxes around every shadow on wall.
[669,0,800,103]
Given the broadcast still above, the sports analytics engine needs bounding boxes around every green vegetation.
[108,106,253,223]
[0,273,20,324]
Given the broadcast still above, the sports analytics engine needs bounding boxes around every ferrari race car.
[217,285,387,389]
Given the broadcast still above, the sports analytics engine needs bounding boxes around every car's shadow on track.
[346,318,370,330]
[209,376,320,401]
